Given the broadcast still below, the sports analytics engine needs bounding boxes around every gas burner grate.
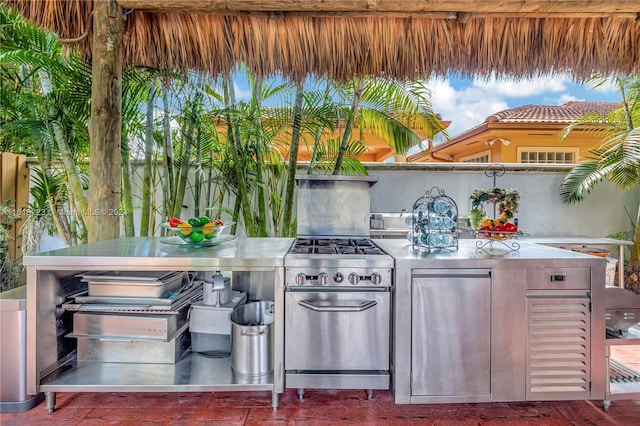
[291,247,313,254]
[289,238,385,255]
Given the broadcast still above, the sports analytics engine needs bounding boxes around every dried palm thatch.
[4,0,640,81]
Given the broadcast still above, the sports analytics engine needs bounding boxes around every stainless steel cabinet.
[525,267,592,401]
[411,269,491,398]
[362,239,607,405]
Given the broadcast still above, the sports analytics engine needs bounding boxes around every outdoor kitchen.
[2,0,639,423]
[17,174,639,415]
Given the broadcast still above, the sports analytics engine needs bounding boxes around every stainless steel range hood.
[295,174,378,239]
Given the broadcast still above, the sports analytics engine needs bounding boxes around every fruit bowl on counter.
[476,229,518,241]
[161,216,235,247]
[473,222,521,253]
[469,186,521,252]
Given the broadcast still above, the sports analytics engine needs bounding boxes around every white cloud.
[546,93,579,105]
[473,73,569,98]
[585,78,619,94]
[426,77,509,137]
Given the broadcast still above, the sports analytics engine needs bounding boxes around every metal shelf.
[40,352,274,393]
[603,346,640,411]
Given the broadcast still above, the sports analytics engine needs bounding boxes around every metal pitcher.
[202,272,231,306]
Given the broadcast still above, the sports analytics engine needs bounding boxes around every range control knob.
[295,273,306,286]
[348,273,360,286]
[317,272,329,286]
[334,272,344,283]
[371,272,382,286]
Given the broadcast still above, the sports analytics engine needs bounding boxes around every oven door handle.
[298,299,377,312]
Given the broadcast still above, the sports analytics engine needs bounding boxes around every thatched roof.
[4,0,640,81]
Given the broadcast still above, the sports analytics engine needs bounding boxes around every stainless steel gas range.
[284,175,394,400]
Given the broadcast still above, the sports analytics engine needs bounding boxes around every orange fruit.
[176,222,192,236]
[202,222,217,235]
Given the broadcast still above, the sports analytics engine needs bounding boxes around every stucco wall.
[36,162,639,252]
[364,163,639,238]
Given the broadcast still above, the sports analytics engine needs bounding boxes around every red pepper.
[169,218,182,227]
[502,223,518,232]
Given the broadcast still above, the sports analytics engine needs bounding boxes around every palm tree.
[1,6,91,244]
[332,77,448,174]
[558,75,640,275]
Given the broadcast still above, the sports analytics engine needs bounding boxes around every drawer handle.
[550,275,566,282]
[298,299,377,312]
[98,337,135,343]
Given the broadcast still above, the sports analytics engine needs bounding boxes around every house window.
[517,148,578,164]
[460,150,490,163]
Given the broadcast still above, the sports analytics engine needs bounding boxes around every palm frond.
[360,78,448,140]
[357,108,421,155]
[28,166,66,215]
[558,159,606,203]
[560,75,640,204]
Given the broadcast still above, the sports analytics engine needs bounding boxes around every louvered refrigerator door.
[526,291,592,400]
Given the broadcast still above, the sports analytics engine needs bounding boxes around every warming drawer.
[526,267,591,290]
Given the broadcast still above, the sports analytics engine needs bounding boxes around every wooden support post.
[88,0,123,242]
[0,152,29,287]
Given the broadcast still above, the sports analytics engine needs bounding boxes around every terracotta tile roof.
[486,101,619,124]
[433,101,619,152]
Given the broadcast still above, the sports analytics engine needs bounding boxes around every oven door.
[285,289,390,371]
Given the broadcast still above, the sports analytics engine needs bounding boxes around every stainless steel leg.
[272,391,279,411]
[366,389,373,400]
[618,245,625,289]
[297,388,304,401]
[45,392,56,414]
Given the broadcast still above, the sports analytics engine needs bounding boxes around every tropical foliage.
[0,200,22,291]
[0,5,447,246]
[559,75,640,274]
[1,5,91,246]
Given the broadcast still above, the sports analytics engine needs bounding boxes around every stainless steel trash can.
[0,286,43,413]
[229,301,274,376]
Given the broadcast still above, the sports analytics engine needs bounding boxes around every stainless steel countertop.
[519,236,633,247]
[374,238,607,267]
[24,236,617,268]
[23,237,295,269]
[369,229,409,238]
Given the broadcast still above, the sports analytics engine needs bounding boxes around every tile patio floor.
[2,347,638,425]
[1,388,639,426]
[2,388,639,425]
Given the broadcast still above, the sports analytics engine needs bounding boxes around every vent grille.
[526,296,591,400]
